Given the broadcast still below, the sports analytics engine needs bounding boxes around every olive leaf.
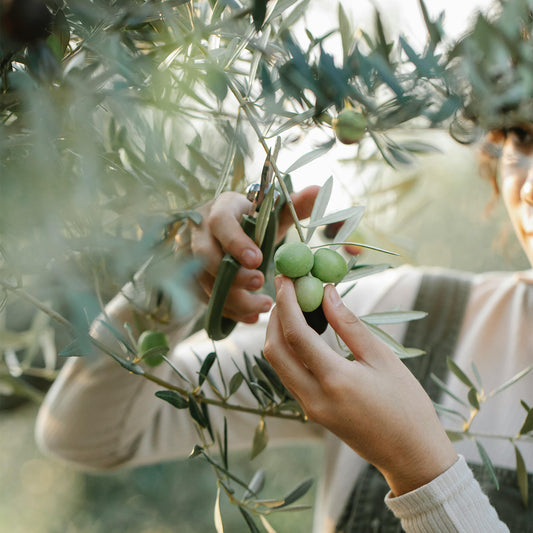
[514,444,529,508]
[214,487,224,533]
[518,408,533,436]
[244,469,266,499]
[433,402,468,422]
[305,175,333,244]
[239,507,261,533]
[276,477,314,508]
[198,351,217,387]
[430,373,469,407]
[305,206,364,229]
[360,310,427,325]
[188,393,208,428]
[107,351,145,375]
[228,372,244,396]
[251,418,268,460]
[467,387,480,410]
[489,364,533,398]
[447,357,476,390]
[341,264,390,282]
[58,337,92,357]
[475,440,500,490]
[445,430,465,442]
[284,138,335,174]
[155,390,189,409]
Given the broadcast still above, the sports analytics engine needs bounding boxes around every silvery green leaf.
[447,357,476,390]
[360,310,427,325]
[430,373,469,407]
[278,478,313,507]
[514,444,528,508]
[360,321,409,358]
[338,3,352,59]
[244,469,266,499]
[305,176,333,243]
[330,209,365,250]
[266,108,316,138]
[341,264,390,282]
[399,347,426,359]
[475,440,500,490]
[59,338,92,357]
[518,408,533,436]
[305,206,364,230]
[433,402,468,422]
[489,364,533,398]
[285,138,335,174]
[108,352,144,375]
[471,361,483,388]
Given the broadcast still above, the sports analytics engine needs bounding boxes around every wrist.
[383,434,458,497]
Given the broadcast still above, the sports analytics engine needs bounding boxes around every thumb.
[277,185,320,241]
[322,284,388,363]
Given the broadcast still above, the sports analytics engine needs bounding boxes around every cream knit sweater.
[37,265,532,532]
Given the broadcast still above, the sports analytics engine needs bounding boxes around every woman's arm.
[35,188,321,470]
[264,276,509,532]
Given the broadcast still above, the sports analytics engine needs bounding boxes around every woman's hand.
[264,276,458,496]
[189,187,319,324]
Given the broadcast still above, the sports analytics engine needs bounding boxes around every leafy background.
[1,0,531,532]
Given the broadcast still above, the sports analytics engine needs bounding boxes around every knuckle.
[283,325,301,348]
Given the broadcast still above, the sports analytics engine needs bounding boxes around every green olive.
[294,275,324,312]
[137,330,168,367]
[274,242,314,278]
[333,108,367,145]
[311,248,348,283]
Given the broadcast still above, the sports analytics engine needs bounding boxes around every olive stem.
[195,43,306,242]
[141,370,306,421]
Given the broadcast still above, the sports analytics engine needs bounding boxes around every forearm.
[385,456,509,533]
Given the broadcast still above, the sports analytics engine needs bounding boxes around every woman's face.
[499,125,533,266]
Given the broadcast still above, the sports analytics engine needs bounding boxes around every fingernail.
[274,275,282,291]
[328,285,342,306]
[248,275,263,291]
[242,248,261,268]
[262,299,273,312]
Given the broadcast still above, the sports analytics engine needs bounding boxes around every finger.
[274,275,339,375]
[322,285,391,365]
[277,186,321,241]
[264,307,317,394]
[208,192,262,269]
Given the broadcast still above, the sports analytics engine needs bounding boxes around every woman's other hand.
[264,276,458,496]
[189,187,319,324]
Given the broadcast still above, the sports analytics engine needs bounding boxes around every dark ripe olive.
[303,304,328,334]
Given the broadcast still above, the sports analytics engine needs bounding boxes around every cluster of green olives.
[274,242,348,314]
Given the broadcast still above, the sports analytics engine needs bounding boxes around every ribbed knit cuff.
[384,455,509,532]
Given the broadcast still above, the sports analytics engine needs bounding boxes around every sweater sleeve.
[384,455,509,533]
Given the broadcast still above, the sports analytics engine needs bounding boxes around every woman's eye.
[508,126,533,146]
